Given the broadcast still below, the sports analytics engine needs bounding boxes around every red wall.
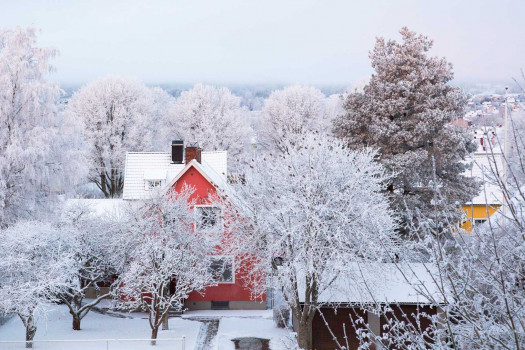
[174,165,265,302]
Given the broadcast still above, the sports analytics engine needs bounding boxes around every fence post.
[106,339,109,350]
[182,336,185,350]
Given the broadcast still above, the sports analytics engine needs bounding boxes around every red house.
[122,140,266,310]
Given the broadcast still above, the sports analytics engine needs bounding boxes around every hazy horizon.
[2,0,524,88]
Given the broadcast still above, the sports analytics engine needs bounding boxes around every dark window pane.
[209,257,233,283]
[198,207,221,229]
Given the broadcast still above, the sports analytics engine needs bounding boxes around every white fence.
[0,337,185,349]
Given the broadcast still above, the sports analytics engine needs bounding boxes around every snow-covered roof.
[299,263,441,305]
[122,151,227,200]
[464,151,504,205]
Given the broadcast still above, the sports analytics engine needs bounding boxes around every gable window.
[146,180,163,190]
[196,206,222,230]
[209,257,234,283]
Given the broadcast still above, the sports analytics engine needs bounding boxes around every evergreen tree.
[334,27,478,234]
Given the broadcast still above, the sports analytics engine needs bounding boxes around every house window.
[473,218,487,226]
[146,180,163,190]
[209,257,234,283]
[196,206,221,230]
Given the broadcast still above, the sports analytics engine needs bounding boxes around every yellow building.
[461,143,504,232]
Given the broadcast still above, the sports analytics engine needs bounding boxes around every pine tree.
[334,27,478,234]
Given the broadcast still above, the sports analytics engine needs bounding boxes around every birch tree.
[115,187,220,345]
[227,133,398,349]
[0,27,83,226]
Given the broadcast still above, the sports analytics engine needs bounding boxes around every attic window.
[196,206,221,230]
[146,180,163,190]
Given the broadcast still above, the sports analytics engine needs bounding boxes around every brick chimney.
[185,145,202,164]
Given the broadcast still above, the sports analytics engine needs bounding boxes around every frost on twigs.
[114,186,221,344]
[224,133,399,349]
[334,27,478,237]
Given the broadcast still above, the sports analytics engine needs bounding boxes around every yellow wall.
[461,204,500,231]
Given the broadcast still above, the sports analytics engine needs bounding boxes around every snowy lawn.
[194,310,292,350]
[0,304,200,350]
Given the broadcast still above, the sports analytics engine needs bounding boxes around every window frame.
[473,218,488,226]
[209,255,235,284]
[194,205,223,231]
[145,179,164,190]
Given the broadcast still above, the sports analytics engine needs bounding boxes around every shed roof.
[299,263,442,305]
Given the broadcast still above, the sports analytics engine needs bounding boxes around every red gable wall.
[173,165,265,303]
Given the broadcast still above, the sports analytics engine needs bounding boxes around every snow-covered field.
[0,306,293,350]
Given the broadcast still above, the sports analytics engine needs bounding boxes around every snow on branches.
[260,85,340,152]
[168,84,253,170]
[226,133,398,349]
[115,186,221,344]
[66,76,162,198]
[0,221,75,347]
[0,27,83,226]
[334,27,478,235]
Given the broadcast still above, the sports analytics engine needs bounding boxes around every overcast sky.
[1,0,524,87]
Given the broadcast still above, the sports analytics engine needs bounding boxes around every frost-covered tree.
[227,133,398,350]
[115,187,219,345]
[58,202,129,330]
[260,85,335,152]
[0,27,84,226]
[334,27,478,235]
[66,77,156,198]
[168,84,253,168]
[0,221,74,348]
[149,87,177,152]
[345,125,525,349]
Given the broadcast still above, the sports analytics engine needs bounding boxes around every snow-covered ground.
[0,305,199,350]
[183,310,292,350]
[0,306,293,350]
[212,316,292,350]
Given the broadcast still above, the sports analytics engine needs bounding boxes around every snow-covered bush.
[273,304,290,328]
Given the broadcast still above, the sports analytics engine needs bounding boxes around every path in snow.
[189,318,220,350]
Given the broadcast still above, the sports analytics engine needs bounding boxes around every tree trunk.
[296,320,313,350]
[151,327,159,346]
[25,316,36,349]
[162,313,169,330]
[72,315,81,330]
